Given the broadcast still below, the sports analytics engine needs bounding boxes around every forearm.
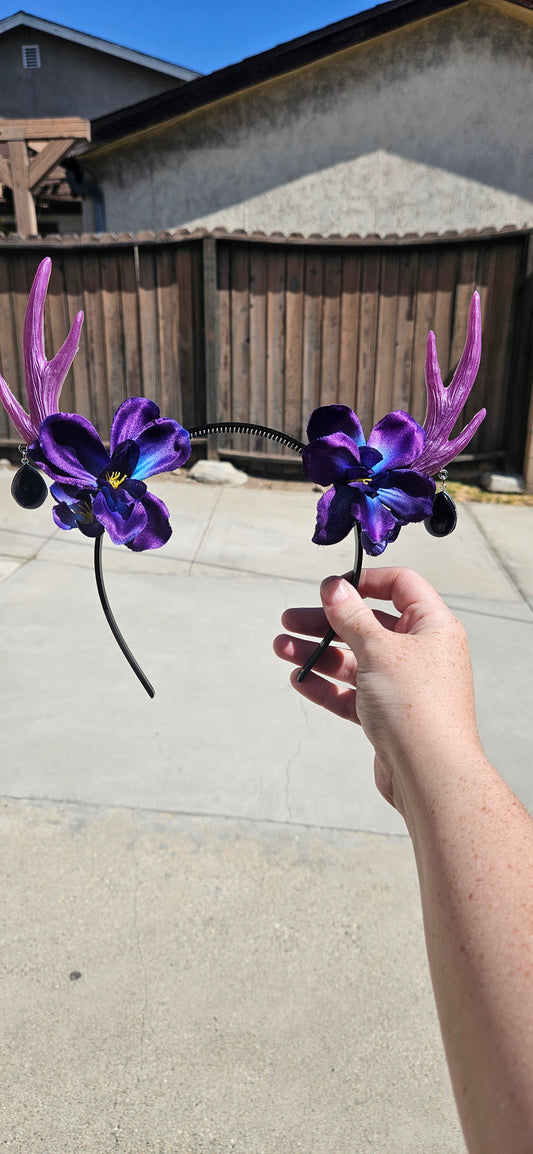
[277,572,533,1148]
[400,746,533,1154]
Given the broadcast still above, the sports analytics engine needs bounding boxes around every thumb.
[320,575,380,659]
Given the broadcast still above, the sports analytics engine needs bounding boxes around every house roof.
[0,11,201,82]
[87,0,533,152]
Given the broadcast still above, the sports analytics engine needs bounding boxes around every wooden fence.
[0,241,205,439]
[0,229,531,479]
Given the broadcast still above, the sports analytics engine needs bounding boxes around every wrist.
[385,731,487,831]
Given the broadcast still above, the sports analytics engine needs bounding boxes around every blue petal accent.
[50,481,94,503]
[131,420,191,479]
[352,491,397,545]
[52,502,78,530]
[359,445,382,470]
[378,470,435,520]
[367,411,426,469]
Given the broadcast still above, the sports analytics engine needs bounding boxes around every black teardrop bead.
[424,489,457,537]
[11,463,48,509]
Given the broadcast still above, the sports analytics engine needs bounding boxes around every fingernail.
[321,576,350,606]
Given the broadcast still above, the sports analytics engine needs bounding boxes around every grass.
[446,481,533,506]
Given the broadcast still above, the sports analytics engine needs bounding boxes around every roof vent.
[22,45,41,69]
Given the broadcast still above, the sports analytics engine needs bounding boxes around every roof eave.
[0,10,201,81]
[88,0,471,150]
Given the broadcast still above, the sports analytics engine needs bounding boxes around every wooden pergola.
[0,118,91,236]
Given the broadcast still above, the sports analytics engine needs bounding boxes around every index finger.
[357,566,451,619]
[280,605,335,638]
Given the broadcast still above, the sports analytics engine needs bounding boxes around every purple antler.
[0,257,84,443]
[414,292,485,477]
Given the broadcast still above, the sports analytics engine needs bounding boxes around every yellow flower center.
[106,470,127,489]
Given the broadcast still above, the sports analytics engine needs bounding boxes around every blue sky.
[2,1,371,74]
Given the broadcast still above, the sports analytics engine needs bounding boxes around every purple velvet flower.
[29,396,191,551]
[303,406,435,556]
[415,291,485,476]
[0,258,83,443]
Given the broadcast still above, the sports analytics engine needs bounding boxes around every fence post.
[202,236,219,460]
[521,235,533,491]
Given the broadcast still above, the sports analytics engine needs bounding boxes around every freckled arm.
[405,748,533,1154]
[276,568,533,1152]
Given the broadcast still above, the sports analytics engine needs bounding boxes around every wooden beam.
[29,138,75,189]
[32,168,66,194]
[7,141,37,235]
[0,155,11,186]
[0,118,90,142]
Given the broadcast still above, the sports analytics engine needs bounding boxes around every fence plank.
[284,249,304,439]
[201,236,218,448]
[0,256,22,439]
[137,247,159,407]
[357,252,380,431]
[177,243,200,428]
[191,244,205,428]
[320,251,342,407]
[82,252,109,435]
[373,250,399,421]
[266,249,286,439]
[338,250,361,413]
[118,248,142,402]
[10,254,34,396]
[394,248,418,413]
[155,246,179,419]
[411,248,438,426]
[480,240,522,455]
[62,252,93,424]
[216,242,231,422]
[231,244,250,422]
[47,258,75,413]
[101,251,126,422]
[301,250,324,422]
[472,241,500,453]
[249,247,267,436]
[508,243,532,476]
[432,247,458,384]
[449,245,478,371]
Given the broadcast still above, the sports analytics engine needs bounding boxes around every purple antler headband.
[0,258,485,696]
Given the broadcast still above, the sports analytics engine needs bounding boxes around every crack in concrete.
[464,504,533,613]
[298,693,311,731]
[284,742,301,821]
[132,854,149,1087]
[187,487,224,576]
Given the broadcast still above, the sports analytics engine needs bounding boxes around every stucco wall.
[88,0,533,237]
[0,27,185,121]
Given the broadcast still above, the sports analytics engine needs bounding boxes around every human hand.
[273,568,482,816]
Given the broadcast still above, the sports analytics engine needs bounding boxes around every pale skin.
[273,568,533,1154]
